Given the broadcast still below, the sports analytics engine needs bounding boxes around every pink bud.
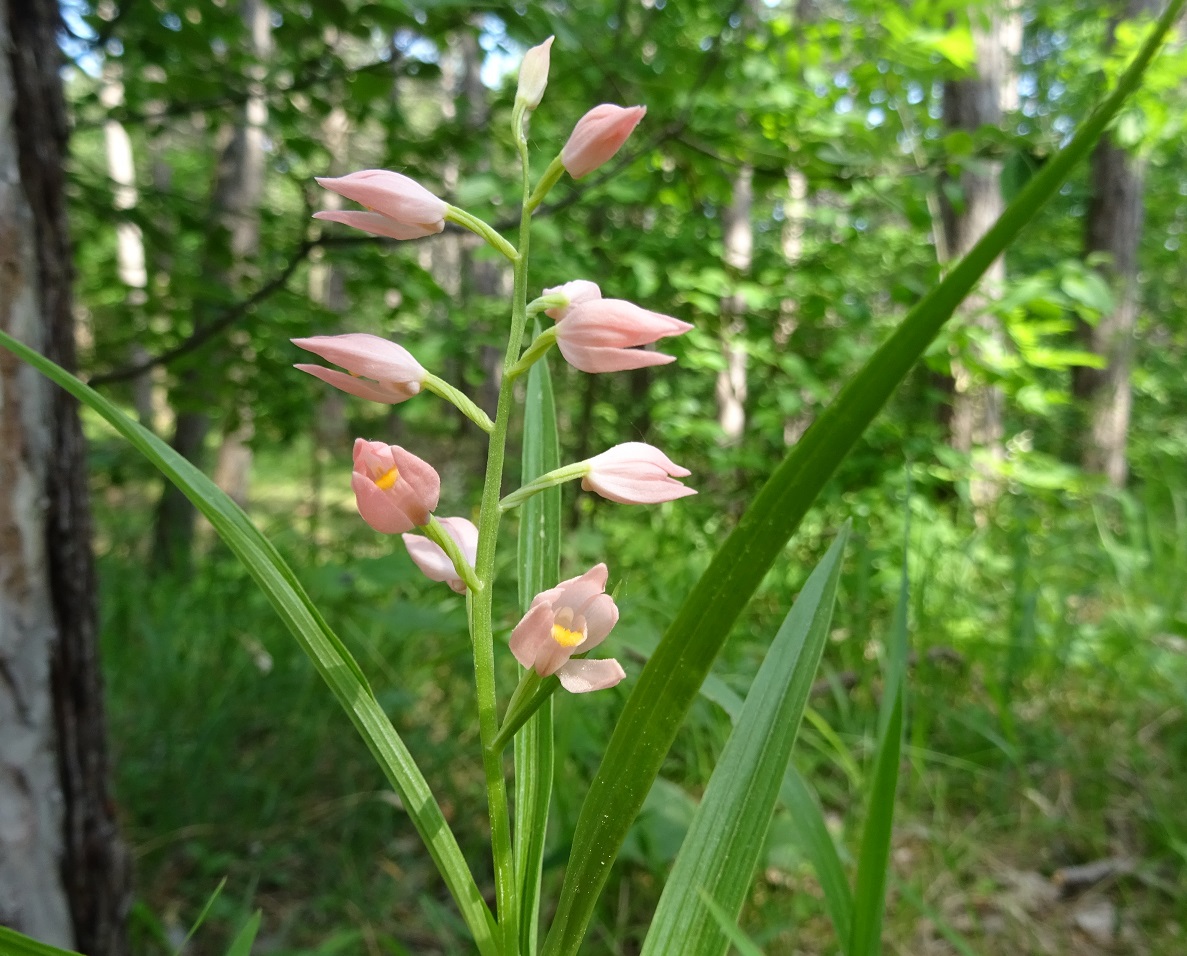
[315,170,447,238]
[293,333,426,404]
[543,281,692,373]
[402,517,478,593]
[582,442,696,505]
[510,564,626,693]
[351,439,441,534]
[516,36,554,111]
[560,104,646,179]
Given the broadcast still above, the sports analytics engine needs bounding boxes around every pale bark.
[1,0,130,948]
[716,164,754,443]
[1075,0,1157,487]
[940,1,1021,510]
[99,67,156,430]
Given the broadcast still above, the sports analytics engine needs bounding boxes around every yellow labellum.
[551,623,584,648]
[375,464,400,491]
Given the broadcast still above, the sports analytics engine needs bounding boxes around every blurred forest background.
[36,0,1187,951]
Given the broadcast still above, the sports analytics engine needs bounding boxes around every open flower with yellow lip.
[351,439,440,534]
[509,563,625,693]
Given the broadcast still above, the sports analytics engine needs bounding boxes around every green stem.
[506,327,558,382]
[421,516,482,593]
[422,372,495,433]
[526,155,566,213]
[446,205,520,262]
[500,461,589,512]
[469,125,537,956]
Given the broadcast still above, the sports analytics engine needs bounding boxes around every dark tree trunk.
[152,0,270,566]
[1074,0,1156,487]
[1,0,131,950]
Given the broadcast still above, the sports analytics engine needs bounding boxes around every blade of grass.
[539,7,1184,949]
[639,527,848,956]
[174,877,227,956]
[514,325,561,955]
[0,330,499,956]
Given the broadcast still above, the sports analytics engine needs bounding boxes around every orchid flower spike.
[543,281,692,372]
[352,439,441,534]
[561,104,646,179]
[293,333,426,404]
[516,36,554,111]
[510,564,626,693]
[583,442,696,504]
[402,517,478,593]
[314,170,447,239]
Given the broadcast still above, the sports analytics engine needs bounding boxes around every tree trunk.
[100,66,156,431]
[940,1,1021,510]
[153,0,270,564]
[1,0,131,949]
[716,163,753,444]
[1074,0,1156,487]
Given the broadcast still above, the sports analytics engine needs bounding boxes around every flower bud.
[402,517,479,593]
[582,443,695,505]
[516,36,554,111]
[542,281,692,373]
[293,333,426,404]
[315,170,446,238]
[560,104,646,179]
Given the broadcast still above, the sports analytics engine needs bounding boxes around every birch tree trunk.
[940,1,1021,510]
[1074,0,1157,487]
[716,163,754,444]
[0,0,130,949]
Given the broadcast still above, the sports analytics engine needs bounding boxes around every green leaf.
[0,927,84,956]
[0,330,499,956]
[779,768,854,946]
[224,910,262,956]
[850,525,910,956]
[514,322,561,956]
[640,527,848,956]
[538,6,1185,951]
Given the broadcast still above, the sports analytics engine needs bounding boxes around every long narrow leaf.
[848,694,903,956]
[0,331,499,956]
[514,326,561,955]
[540,7,1184,951]
[849,528,910,956]
[0,927,84,956]
[640,526,848,956]
[224,910,262,956]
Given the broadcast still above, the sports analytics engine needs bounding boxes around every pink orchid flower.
[561,104,646,179]
[510,564,626,693]
[583,442,696,504]
[314,170,447,239]
[293,333,426,404]
[402,517,478,593]
[352,439,440,534]
[543,281,692,373]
